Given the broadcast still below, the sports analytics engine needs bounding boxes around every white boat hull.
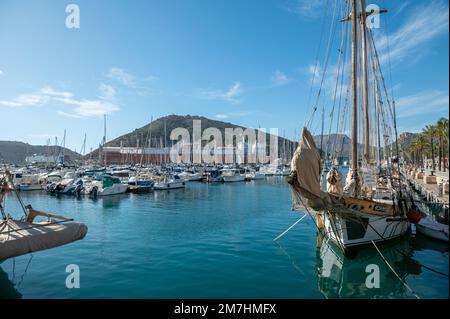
[416,218,449,242]
[18,184,42,191]
[321,212,410,253]
[222,175,245,183]
[154,181,185,190]
[97,183,129,196]
[246,173,265,180]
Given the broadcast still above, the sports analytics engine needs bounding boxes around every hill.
[87,114,298,159]
[313,134,352,157]
[396,132,419,153]
[0,141,81,165]
[314,132,420,159]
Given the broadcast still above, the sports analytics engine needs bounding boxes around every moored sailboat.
[287,0,411,255]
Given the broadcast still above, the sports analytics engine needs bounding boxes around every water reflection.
[100,194,128,209]
[0,266,23,299]
[315,235,422,299]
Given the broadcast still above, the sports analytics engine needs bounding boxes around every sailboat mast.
[360,0,370,162]
[351,0,358,173]
[320,105,325,160]
[103,114,107,166]
[374,72,382,172]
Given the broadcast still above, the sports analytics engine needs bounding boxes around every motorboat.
[245,170,265,181]
[127,175,155,193]
[206,169,222,183]
[179,171,202,182]
[90,175,128,196]
[18,174,43,191]
[154,175,185,190]
[221,169,245,183]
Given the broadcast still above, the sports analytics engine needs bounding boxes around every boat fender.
[407,210,424,224]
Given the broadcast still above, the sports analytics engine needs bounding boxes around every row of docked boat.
[1,164,290,197]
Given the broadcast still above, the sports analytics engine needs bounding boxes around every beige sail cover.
[0,219,87,261]
[289,127,324,210]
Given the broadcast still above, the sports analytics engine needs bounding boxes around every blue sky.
[0,0,448,152]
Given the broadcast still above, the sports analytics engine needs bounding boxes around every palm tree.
[436,118,449,172]
[411,134,428,169]
[423,125,438,172]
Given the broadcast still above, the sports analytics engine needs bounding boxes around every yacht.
[154,175,185,190]
[221,168,245,183]
[206,169,222,183]
[90,175,129,196]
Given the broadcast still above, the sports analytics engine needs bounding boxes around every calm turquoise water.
[1,177,448,299]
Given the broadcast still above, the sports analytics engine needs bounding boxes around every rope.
[4,171,28,217]
[304,0,330,128]
[17,254,33,288]
[273,213,307,241]
[371,239,420,299]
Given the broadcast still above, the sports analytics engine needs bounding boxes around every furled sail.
[288,127,327,211]
[0,219,87,261]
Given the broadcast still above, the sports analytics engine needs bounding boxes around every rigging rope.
[304,0,331,128]
[371,239,420,299]
[305,0,340,129]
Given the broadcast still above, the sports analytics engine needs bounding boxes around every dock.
[403,168,449,206]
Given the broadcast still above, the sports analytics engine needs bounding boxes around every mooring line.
[273,214,307,241]
[371,240,420,299]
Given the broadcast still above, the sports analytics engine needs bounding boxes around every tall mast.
[103,114,107,166]
[103,114,107,145]
[62,129,66,165]
[351,0,358,174]
[360,0,370,162]
[374,71,382,173]
[320,105,325,160]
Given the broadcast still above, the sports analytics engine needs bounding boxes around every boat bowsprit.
[1,173,88,261]
[0,212,88,261]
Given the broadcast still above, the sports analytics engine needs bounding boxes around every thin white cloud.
[393,1,409,17]
[0,93,50,108]
[271,70,290,87]
[106,67,158,97]
[282,0,326,19]
[375,1,449,64]
[0,85,120,118]
[57,111,83,119]
[214,112,251,119]
[39,86,73,98]
[98,83,116,100]
[56,98,119,118]
[107,67,136,87]
[395,90,449,118]
[214,114,229,119]
[0,69,3,75]
[198,82,243,104]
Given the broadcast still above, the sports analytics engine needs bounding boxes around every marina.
[0,173,448,299]
[0,0,448,303]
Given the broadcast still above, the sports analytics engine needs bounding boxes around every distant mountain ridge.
[313,133,352,157]
[314,131,420,158]
[0,141,81,165]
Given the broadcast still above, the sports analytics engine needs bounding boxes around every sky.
[0,0,448,153]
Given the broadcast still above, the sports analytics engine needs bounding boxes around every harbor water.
[0,177,448,299]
